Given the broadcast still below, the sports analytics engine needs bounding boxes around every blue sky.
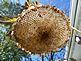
[39,0,70,16]
[18,0,70,16]
[10,0,70,16]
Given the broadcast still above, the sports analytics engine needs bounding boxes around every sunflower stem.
[71,25,81,34]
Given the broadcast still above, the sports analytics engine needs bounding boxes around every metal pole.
[68,0,79,60]
[67,0,78,59]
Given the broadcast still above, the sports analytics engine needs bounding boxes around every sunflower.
[10,4,71,54]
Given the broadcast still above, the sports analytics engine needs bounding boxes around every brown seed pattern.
[11,5,71,54]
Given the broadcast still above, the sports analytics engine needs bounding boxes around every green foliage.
[0,24,10,41]
[0,37,28,61]
[0,24,28,61]
[1,0,9,8]
[0,0,23,17]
